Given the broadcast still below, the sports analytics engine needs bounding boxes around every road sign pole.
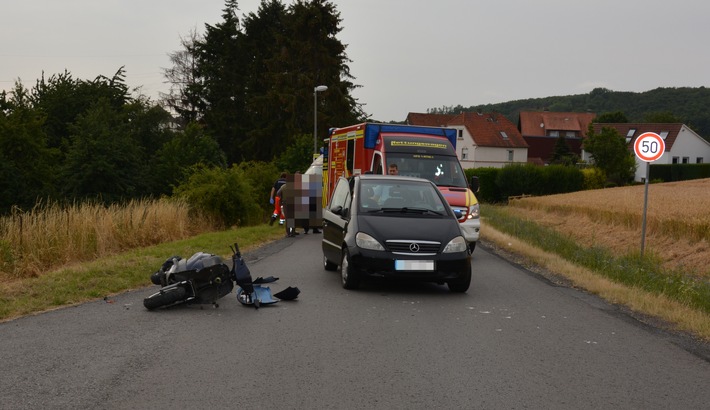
[641,162,650,257]
[633,131,665,259]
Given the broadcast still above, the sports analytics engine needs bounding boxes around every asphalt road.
[1,233,709,409]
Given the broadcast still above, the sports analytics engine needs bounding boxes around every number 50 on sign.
[634,132,665,162]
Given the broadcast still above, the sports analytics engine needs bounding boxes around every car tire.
[324,254,338,271]
[447,265,471,293]
[341,249,360,290]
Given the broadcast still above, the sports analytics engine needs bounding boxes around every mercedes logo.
[409,243,420,252]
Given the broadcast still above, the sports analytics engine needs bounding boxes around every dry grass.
[507,178,710,279]
[0,198,220,279]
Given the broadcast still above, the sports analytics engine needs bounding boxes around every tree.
[151,122,227,195]
[32,68,131,155]
[583,125,636,185]
[61,99,147,202]
[240,0,291,160]
[0,83,58,211]
[162,29,204,126]
[274,133,316,172]
[192,0,248,164]
[595,111,628,123]
[549,135,579,166]
[166,0,362,164]
[644,111,683,123]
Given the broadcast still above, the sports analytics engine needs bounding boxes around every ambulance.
[323,123,480,251]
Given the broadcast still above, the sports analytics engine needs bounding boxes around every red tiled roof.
[407,111,527,148]
[591,123,683,151]
[405,113,457,127]
[519,111,596,137]
[453,112,527,148]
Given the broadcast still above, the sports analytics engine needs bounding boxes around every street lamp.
[313,85,328,155]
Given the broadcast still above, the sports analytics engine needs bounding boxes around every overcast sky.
[2,0,709,122]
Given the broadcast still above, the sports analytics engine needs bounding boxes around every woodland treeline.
[0,0,362,220]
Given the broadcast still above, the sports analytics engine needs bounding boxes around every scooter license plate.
[395,260,434,271]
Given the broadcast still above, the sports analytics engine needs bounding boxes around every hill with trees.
[429,87,710,141]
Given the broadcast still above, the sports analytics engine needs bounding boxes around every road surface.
[1,233,708,409]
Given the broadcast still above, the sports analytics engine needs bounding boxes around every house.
[591,123,710,182]
[518,111,596,164]
[406,112,528,169]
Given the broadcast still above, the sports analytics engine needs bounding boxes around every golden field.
[0,199,219,280]
[507,178,710,280]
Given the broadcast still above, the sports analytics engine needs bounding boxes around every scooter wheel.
[143,286,188,310]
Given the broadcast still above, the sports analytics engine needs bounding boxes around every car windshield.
[385,154,467,187]
[358,179,448,214]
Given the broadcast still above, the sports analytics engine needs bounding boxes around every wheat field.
[0,199,219,279]
[508,178,710,279]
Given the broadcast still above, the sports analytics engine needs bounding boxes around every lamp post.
[313,85,328,155]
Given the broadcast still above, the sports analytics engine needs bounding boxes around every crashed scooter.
[231,242,299,309]
[143,243,299,310]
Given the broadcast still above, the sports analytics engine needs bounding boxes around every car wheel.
[447,265,471,293]
[324,254,338,271]
[341,249,360,290]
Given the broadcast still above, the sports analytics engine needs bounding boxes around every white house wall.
[635,125,710,182]
[451,126,527,169]
[460,146,528,169]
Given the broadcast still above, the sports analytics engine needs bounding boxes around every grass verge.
[0,224,286,322]
[481,204,710,342]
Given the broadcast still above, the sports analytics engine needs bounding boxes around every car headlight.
[356,232,385,251]
[468,203,480,219]
[443,236,467,253]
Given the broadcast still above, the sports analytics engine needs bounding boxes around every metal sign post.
[633,132,665,257]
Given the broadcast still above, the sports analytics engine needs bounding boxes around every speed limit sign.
[633,132,665,162]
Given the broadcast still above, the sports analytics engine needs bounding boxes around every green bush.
[540,165,584,195]
[235,161,280,216]
[468,164,585,202]
[650,163,710,182]
[466,167,502,203]
[582,167,606,190]
[173,165,263,227]
[496,164,544,199]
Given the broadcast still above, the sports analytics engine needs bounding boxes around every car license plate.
[395,260,434,271]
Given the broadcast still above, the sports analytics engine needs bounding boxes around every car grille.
[385,240,441,255]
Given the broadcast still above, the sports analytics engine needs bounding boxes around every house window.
[660,131,669,139]
[461,147,469,160]
[697,157,704,164]
[508,150,514,161]
[627,129,636,137]
[565,131,576,137]
[548,130,559,137]
[682,157,690,164]
[500,131,509,139]
[672,157,679,164]
[457,129,463,140]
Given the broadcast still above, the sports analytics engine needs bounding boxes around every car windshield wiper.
[380,207,442,215]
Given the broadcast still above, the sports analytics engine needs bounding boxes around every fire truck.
[323,123,480,250]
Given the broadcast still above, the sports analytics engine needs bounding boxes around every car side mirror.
[469,176,480,193]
